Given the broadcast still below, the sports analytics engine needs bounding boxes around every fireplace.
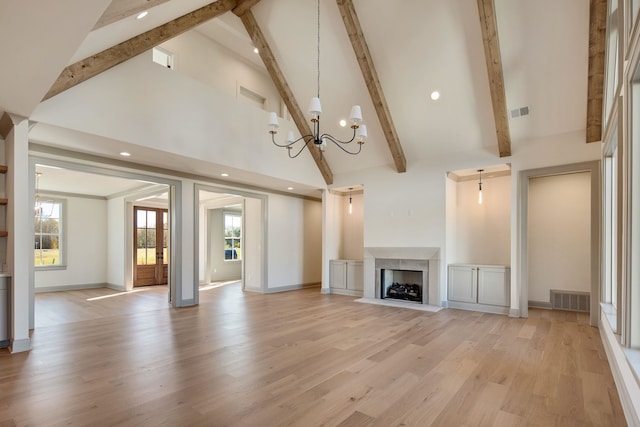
[374,257,429,304]
[359,247,441,312]
[381,269,423,303]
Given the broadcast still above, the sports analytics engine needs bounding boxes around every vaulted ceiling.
[0,0,604,192]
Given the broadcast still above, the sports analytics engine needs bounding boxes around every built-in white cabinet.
[448,264,510,315]
[330,260,363,296]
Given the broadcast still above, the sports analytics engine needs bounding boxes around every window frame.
[34,197,66,270]
[223,211,242,262]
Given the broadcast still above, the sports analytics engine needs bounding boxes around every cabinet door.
[330,261,347,289]
[346,261,363,291]
[477,267,510,306]
[448,265,477,303]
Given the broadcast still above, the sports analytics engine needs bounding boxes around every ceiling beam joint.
[43,0,237,101]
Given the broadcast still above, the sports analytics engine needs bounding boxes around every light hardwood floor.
[0,284,627,426]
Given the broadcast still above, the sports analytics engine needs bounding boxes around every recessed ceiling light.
[339,119,347,127]
[120,152,131,157]
[136,11,148,19]
[221,173,229,177]
[287,187,294,190]
[430,91,440,101]
[253,47,259,54]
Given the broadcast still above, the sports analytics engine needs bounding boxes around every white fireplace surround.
[363,247,441,307]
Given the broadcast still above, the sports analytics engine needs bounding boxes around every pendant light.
[477,169,484,205]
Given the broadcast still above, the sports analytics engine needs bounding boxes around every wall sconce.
[477,169,484,205]
[348,188,353,214]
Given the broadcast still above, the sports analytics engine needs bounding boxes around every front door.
[134,207,168,287]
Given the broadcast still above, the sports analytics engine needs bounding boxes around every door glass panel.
[137,210,146,228]
[163,211,168,265]
[147,210,156,229]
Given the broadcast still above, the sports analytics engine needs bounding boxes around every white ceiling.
[0,0,591,194]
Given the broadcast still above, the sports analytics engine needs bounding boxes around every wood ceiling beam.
[43,0,237,101]
[232,0,263,17]
[586,0,607,143]
[239,10,334,185]
[336,0,406,173]
[93,0,171,30]
[477,0,511,157]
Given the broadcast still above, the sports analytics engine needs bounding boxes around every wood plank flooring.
[0,284,627,426]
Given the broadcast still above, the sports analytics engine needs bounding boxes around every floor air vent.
[550,290,590,312]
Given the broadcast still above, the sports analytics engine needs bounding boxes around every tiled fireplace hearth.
[360,247,441,310]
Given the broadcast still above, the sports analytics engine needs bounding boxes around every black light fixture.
[267,0,367,159]
[477,169,484,205]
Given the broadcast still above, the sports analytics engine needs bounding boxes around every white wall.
[528,171,591,302]
[159,31,282,114]
[31,51,325,190]
[35,195,107,289]
[268,195,322,289]
[107,196,126,290]
[341,192,364,260]
[333,130,601,310]
[452,175,510,265]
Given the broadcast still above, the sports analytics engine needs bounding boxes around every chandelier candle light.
[267,0,367,158]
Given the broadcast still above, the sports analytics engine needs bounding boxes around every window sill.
[601,302,617,331]
[224,259,241,263]
[624,347,640,384]
[35,265,67,271]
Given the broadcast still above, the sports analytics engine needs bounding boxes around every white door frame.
[518,161,601,326]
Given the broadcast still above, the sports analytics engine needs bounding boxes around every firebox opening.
[381,269,423,303]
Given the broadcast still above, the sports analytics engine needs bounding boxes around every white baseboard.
[265,282,320,294]
[329,288,363,297]
[35,283,108,293]
[509,308,521,317]
[447,301,509,316]
[10,338,31,353]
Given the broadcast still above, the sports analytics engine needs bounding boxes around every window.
[34,199,64,267]
[224,212,241,261]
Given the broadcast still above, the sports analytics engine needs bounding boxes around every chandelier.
[267,0,367,158]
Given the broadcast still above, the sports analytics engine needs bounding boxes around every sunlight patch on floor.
[199,280,240,291]
[86,288,152,301]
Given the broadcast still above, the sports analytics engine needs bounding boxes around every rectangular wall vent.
[550,290,590,312]
[510,106,530,118]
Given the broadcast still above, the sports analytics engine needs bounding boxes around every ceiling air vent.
[510,106,530,119]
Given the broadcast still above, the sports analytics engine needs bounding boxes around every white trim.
[35,283,107,293]
[600,315,640,426]
[10,338,31,353]
[265,283,320,293]
[518,161,601,325]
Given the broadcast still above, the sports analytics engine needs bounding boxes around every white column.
[322,190,340,294]
[2,113,31,352]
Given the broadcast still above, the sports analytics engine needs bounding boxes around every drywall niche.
[446,164,511,266]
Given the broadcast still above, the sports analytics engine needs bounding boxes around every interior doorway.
[134,207,168,287]
[518,161,600,326]
[195,185,267,300]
